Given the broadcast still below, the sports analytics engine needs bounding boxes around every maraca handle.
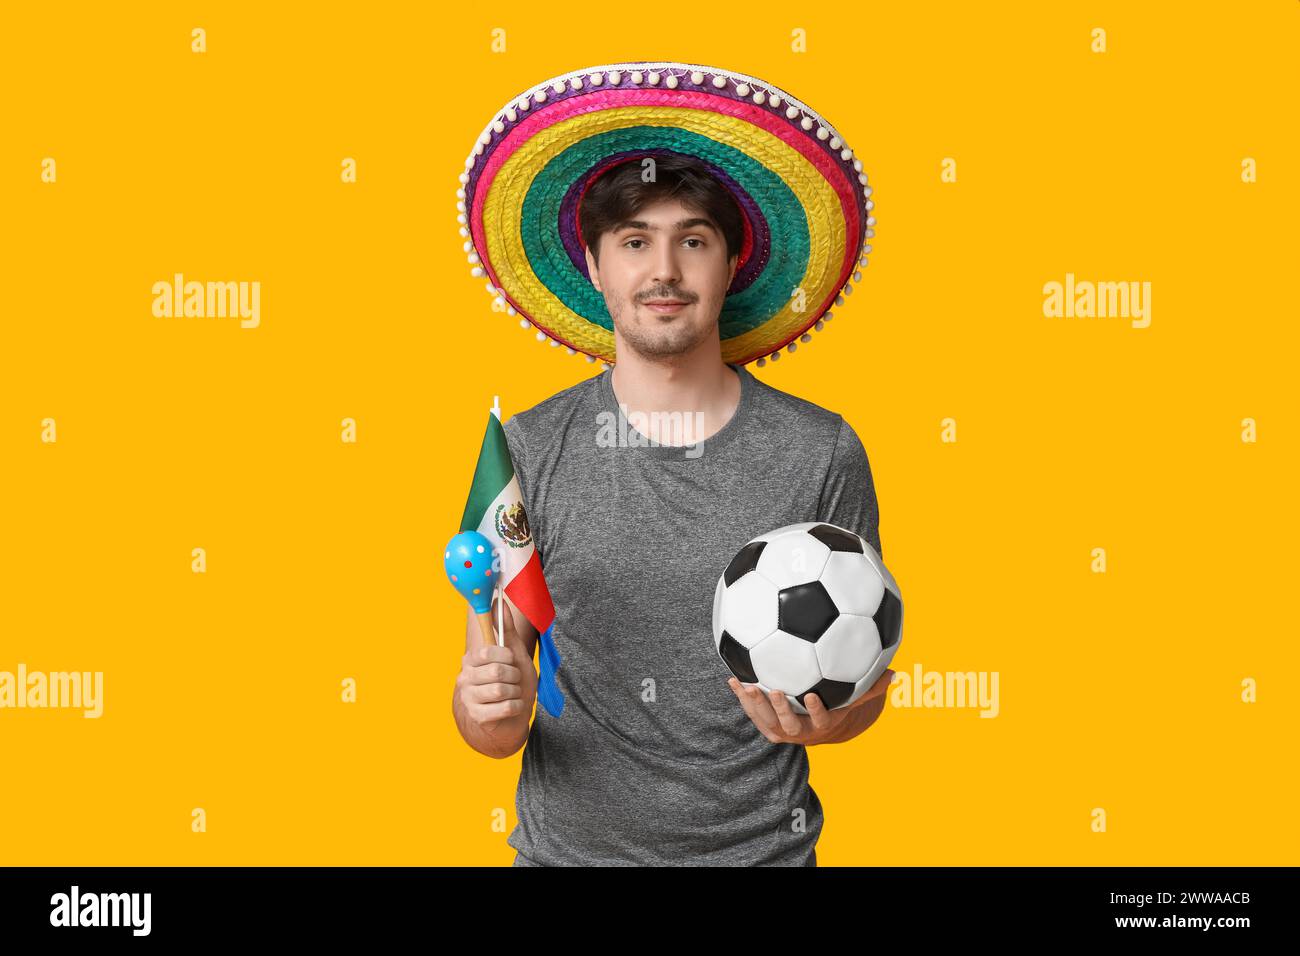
[475,610,497,648]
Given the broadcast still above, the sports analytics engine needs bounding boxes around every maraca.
[445,530,502,647]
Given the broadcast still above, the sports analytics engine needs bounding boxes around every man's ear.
[727,253,739,286]
[584,245,602,293]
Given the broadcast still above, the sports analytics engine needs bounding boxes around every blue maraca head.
[444,530,499,614]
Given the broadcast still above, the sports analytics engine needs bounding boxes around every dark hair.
[579,153,745,268]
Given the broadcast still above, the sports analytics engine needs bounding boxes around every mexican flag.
[459,410,565,718]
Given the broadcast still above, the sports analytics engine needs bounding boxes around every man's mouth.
[642,299,690,314]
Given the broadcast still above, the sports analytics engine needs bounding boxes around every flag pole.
[496,581,504,646]
[491,395,503,647]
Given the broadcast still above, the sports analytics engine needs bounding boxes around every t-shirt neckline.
[599,361,752,459]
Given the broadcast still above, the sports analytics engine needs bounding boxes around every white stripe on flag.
[472,476,535,590]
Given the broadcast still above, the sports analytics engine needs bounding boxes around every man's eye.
[623,238,705,250]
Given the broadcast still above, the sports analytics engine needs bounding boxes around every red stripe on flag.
[504,550,556,632]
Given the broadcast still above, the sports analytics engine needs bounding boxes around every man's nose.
[651,245,682,285]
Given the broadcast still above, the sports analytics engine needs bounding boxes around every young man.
[453,151,891,866]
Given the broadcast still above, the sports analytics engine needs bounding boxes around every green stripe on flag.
[460,414,514,532]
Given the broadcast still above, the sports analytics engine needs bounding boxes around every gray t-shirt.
[501,361,881,866]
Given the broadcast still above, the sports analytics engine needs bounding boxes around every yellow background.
[2,2,1295,865]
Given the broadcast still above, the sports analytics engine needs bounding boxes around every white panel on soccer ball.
[755,531,830,589]
[814,613,882,683]
[861,543,901,598]
[721,572,779,648]
[876,638,901,673]
[850,649,891,707]
[749,630,822,697]
[711,576,727,648]
[819,551,885,616]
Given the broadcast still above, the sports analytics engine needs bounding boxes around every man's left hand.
[727,669,895,745]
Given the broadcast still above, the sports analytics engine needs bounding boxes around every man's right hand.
[453,593,539,755]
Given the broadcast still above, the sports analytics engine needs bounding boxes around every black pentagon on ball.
[776,580,838,642]
[724,540,767,586]
[808,524,863,553]
[718,630,759,683]
[797,677,857,711]
[874,587,902,650]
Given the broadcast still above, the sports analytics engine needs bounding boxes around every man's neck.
[609,345,741,446]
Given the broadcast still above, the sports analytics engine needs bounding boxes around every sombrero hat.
[456,61,875,369]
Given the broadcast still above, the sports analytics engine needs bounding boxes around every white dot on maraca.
[476,545,484,553]
[444,551,449,559]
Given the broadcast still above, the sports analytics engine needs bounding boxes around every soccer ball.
[712,522,902,715]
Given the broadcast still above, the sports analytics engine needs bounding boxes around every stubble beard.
[610,299,714,359]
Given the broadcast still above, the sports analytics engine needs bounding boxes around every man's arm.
[817,416,882,559]
[816,690,887,744]
[452,597,540,759]
[451,410,545,758]
[728,669,892,746]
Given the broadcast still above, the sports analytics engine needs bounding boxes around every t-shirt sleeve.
[502,414,528,503]
[816,417,882,561]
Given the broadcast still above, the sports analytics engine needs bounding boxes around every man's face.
[584,197,738,360]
